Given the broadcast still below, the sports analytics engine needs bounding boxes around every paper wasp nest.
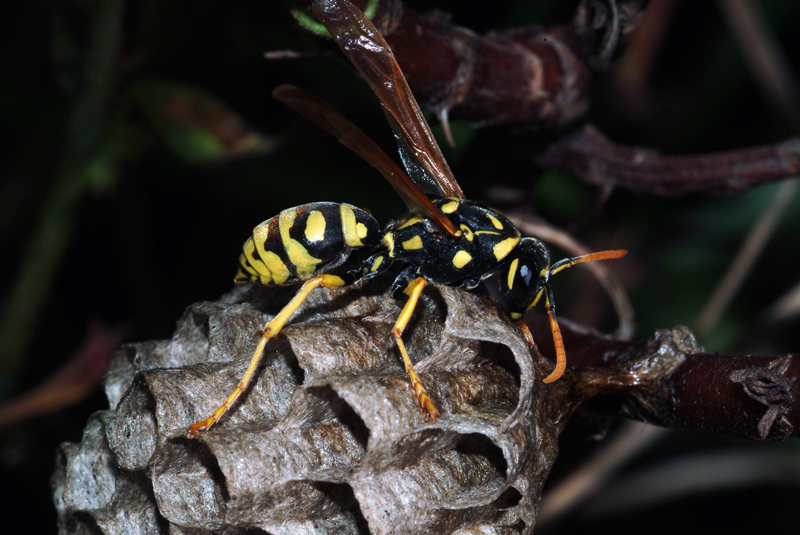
[53,278,556,534]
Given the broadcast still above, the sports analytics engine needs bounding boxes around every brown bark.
[297,0,649,128]
[527,314,800,441]
[538,124,800,195]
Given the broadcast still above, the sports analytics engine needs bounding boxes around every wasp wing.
[273,85,460,236]
[311,0,466,201]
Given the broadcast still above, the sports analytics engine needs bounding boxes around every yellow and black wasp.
[187,0,625,438]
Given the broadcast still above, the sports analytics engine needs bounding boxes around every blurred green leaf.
[133,80,277,164]
[82,151,115,193]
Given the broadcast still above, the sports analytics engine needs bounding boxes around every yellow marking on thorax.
[304,210,326,242]
[475,230,501,236]
[398,214,424,229]
[493,236,520,262]
[507,258,519,290]
[384,232,395,257]
[280,210,322,268]
[452,250,472,269]
[340,204,365,247]
[402,235,424,250]
[459,224,474,241]
[487,214,504,230]
[439,200,459,214]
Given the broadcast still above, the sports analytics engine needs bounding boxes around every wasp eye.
[519,264,533,286]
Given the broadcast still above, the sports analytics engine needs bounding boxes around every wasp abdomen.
[235,202,379,286]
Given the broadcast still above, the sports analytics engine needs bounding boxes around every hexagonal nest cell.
[53,277,558,535]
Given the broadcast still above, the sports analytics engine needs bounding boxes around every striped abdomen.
[235,202,380,286]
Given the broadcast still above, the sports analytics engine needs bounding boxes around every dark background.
[1,1,799,533]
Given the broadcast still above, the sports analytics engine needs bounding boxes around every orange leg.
[541,285,567,384]
[516,312,566,382]
[187,274,346,438]
[516,319,535,347]
[390,277,439,420]
[539,249,626,383]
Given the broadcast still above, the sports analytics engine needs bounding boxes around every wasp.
[187,0,625,438]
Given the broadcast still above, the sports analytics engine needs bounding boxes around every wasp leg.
[188,273,347,438]
[516,319,535,347]
[390,277,440,420]
[541,282,567,384]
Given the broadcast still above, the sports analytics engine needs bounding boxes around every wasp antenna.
[549,249,627,277]
[540,249,626,383]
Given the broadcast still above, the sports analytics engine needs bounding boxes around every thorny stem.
[326,2,799,198]
[306,1,800,197]
[309,0,650,128]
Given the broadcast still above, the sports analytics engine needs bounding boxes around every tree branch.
[526,314,800,441]
[298,0,650,128]
[300,3,800,196]
[538,124,800,195]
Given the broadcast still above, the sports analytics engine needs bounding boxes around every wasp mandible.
[188,0,626,438]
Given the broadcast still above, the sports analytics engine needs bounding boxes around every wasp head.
[497,238,551,320]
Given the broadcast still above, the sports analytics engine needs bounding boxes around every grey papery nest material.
[53,278,557,534]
